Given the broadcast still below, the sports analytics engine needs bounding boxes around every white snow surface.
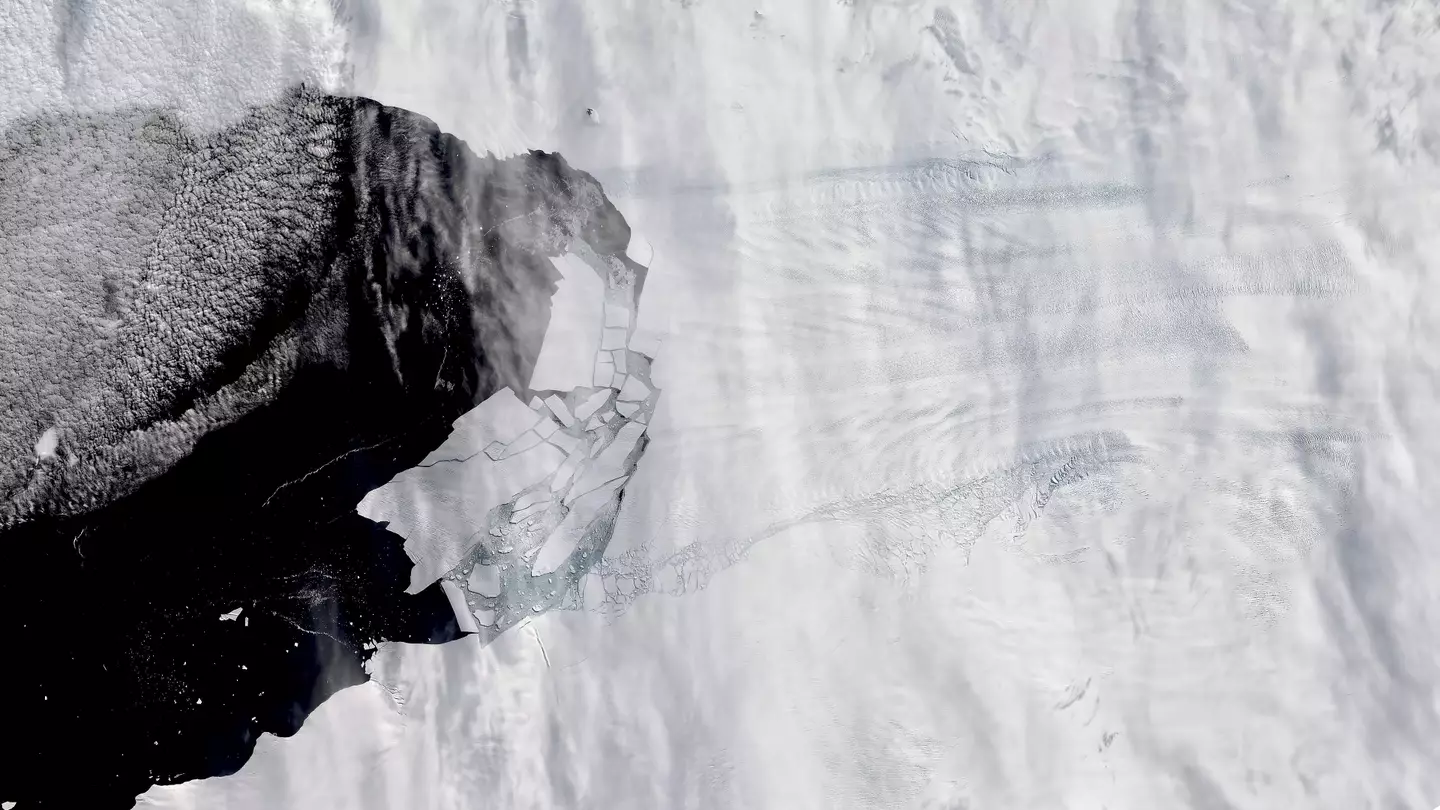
[527,254,607,392]
[53,0,1437,808]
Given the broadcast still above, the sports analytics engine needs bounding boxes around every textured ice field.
[13,0,1433,807]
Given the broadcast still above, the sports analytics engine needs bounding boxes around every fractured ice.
[364,236,663,635]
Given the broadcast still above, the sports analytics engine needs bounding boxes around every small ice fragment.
[612,350,628,374]
[602,411,617,422]
[618,375,650,402]
[604,305,631,329]
[586,415,604,430]
[529,396,544,409]
[473,608,496,627]
[616,400,640,418]
[544,394,576,427]
[617,576,635,595]
[442,581,480,634]
[612,374,628,391]
[628,330,662,358]
[574,389,612,421]
[219,608,242,622]
[601,327,627,350]
[530,534,578,576]
[593,361,614,388]
[534,418,558,439]
[467,564,502,598]
[34,428,58,461]
[483,440,507,461]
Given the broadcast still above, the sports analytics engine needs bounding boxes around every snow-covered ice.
[528,254,606,392]
[137,1,1440,809]
[357,388,566,593]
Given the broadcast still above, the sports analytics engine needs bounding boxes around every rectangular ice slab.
[466,563,501,598]
[441,580,480,634]
[604,304,631,328]
[573,389,612,421]
[544,394,576,427]
[618,375,651,402]
[601,327,627,350]
[550,448,588,493]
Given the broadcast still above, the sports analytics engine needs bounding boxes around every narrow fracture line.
[262,438,394,508]
[265,610,348,647]
[531,625,551,669]
[413,450,482,469]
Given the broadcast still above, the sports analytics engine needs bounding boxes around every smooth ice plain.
[15,0,1432,808]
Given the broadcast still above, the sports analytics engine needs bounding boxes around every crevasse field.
[6,0,1437,808]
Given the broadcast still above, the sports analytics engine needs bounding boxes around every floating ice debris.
[218,608,242,622]
[544,394,576,427]
[593,359,614,388]
[628,330,662,358]
[551,449,588,492]
[580,572,606,610]
[467,564,502,598]
[510,500,547,523]
[550,431,582,454]
[601,327,627,350]
[441,581,480,633]
[359,392,567,592]
[574,389,612,421]
[569,422,646,503]
[618,375,650,402]
[604,304,631,328]
[514,489,550,511]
